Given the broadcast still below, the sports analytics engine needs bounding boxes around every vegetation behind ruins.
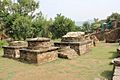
[0,0,120,40]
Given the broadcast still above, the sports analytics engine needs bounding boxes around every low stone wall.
[20,47,59,64]
[92,28,120,43]
[92,31,105,41]
[113,66,120,80]
[112,46,120,80]
[54,40,92,56]
[3,41,27,59]
[3,46,25,58]
[9,41,28,47]
[61,37,84,42]
[104,28,120,43]
[112,58,120,80]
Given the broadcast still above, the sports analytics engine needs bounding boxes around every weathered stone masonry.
[3,41,27,59]
[20,38,59,64]
[54,40,92,56]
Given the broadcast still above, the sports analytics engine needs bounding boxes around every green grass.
[0,42,118,80]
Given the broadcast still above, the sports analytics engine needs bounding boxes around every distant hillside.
[75,20,94,26]
[75,21,84,26]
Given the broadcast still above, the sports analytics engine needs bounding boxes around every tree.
[11,0,39,17]
[82,21,91,32]
[32,15,52,38]
[91,18,101,31]
[0,0,11,35]
[11,16,33,40]
[50,14,76,39]
[40,20,53,38]
[107,13,120,22]
[0,0,41,40]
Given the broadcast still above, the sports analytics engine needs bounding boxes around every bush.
[49,14,77,39]
[11,16,33,40]
[0,40,8,48]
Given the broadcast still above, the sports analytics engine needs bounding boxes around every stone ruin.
[58,46,77,59]
[54,32,93,59]
[20,38,59,64]
[2,33,93,63]
[104,28,120,43]
[3,37,59,64]
[112,46,120,80]
[3,41,27,59]
[91,20,120,43]
[112,58,120,80]
[61,32,85,42]
[91,32,104,41]
[91,28,120,43]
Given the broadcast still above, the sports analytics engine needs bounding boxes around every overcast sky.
[38,0,120,21]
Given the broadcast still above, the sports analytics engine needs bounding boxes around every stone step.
[58,46,78,59]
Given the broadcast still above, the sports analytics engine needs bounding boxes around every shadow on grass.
[109,51,118,59]
[1,56,38,66]
[100,70,113,80]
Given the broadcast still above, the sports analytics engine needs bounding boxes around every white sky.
[38,0,120,21]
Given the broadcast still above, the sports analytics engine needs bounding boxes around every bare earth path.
[0,42,118,80]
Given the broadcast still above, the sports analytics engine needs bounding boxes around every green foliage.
[82,21,91,32]
[91,19,101,30]
[50,14,76,39]
[75,26,84,32]
[11,16,33,40]
[40,20,53,38]
[32,16,45,37]
[0,40,8,48]
[107,13,120,22]
[79,18,102,33]
[0,0,41,40]
[79,21,92,33]
[11,0,39,17]
[32,16,52,38]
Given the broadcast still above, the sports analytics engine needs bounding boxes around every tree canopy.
[0,0,77,40]
[0,0,120,40]
[49,14,77,39]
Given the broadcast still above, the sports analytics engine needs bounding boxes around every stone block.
[54,40,92,56]
[58,46,77,59]
[9,41,28,47]
[20,47,59,64]
[61,32,85,42]
[27,38,51,50]
[3,46,24,58]
[113,76,120,80]
[113,58,120,66]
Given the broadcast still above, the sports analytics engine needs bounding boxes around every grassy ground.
[0,42,118,80]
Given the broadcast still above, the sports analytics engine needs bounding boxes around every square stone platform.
[54,40,92,55]
[20,47,59,64]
